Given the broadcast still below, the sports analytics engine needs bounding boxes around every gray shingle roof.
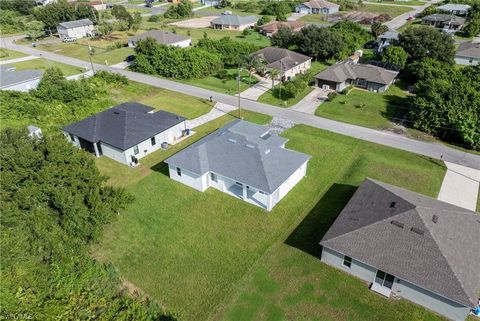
[252,47,312,72]
[378,29,399,40]
[211,15,258,26]
[0,66,44,88]
[437,3,470,12]
[58,19,93,29]
[456,41,480,58]
[422,14,466,25]
[314,62,398,85]
[165,120,311,193]
[320,178,480,308]
[129,30,191,45]
[302,0,340,9]
[62,102,185,150]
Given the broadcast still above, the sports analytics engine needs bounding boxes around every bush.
[93,70,129,85]
[257,15,271,26]
[148,14,161,22]
[164,0,193,19]
[326,91,338,101]
[217,69,229,80]
[341,85,353,95]
[195,36,259,67]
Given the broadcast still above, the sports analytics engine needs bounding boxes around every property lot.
[94,119,447,321]
[169,16,218,28]
[0,48,28,60]
[7,58,84,76]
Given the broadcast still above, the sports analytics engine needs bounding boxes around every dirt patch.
[329,11,391,24]
[168,16,217,28]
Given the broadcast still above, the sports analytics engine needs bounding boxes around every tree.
[164,0,193,19]
[97,22,113,39]
[195,36,259,67]
[111,4,133,28]
[295,25,345,60]
[242,54,265,86]
[371,22,388,37]
[33,1,98,30]
[25,20,45,40]
[0,0,35,15]
[276,12,287,21]
[268,67,280,89]
[270,26,296,48]
[381,45,408,68]
[398,26,455,64]
[462,3,480,37]
[257,15,271,26]
[330,21,373,57]
[131,11,142,32]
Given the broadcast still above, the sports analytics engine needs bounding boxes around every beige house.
[252,47,312,81]
[210,14,258,31]
[259,21,305,37]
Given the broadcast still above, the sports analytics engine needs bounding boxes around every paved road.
[0,55,39,65]
[385,0,442,30]
[2,35,480,170]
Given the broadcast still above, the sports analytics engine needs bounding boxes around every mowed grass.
[94,121,446,321]
[315,83,410,129]
[359,3,413,17]
[8,58,84,76]
[165,27,271,47]
[0,48,28,60]
[181,68,259,95]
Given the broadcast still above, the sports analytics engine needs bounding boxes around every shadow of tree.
[284,183,357,259]
[382,94,410,124]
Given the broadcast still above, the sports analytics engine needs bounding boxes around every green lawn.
[181,68,259,95]
[367,0,425,5]
[298,14,332,24]
[0,48,28,61]
[359,3,413,17]
[168,27,271,47]
[94,120,446,321]
[315,83,410,130]
[8,58,84,76]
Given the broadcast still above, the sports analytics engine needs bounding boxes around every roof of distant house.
[62,102,186,150]
[300,0,340,9]
[314,62,399,85]
[422,13,466,25]
[252,47,311,72]
[58,18,94,29]
[378,29,399,40]
[129,30,191,45]
[259,21,306,34]
[0,65,44,88]
[320,178,480,308]
[437,3,471,12]
[165,120,311,194]
[456,41,480,58]
[211,14,258,26]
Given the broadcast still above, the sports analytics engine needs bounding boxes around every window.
[176,167,181,177]
[69,133,75,142]
[133,145,139,155]
[151,136,156,146]
[342,256,352,268]
[375,270,395,289]
[210,172,217,183]
[235,182,243,187]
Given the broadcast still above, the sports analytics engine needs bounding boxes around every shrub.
[164,0,193,19]
[326,91,337,101]
[341,85,353,95]
[148,14,161,22]
[217,69,229,80]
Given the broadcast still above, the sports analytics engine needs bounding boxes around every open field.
[7,58,84,76]
[167,27,270,47]
[0,48,28,61]
[94,120,446,321]
[358,3,413,17]
[367,0,425,5]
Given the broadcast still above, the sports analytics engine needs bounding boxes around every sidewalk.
[239,76,277,101]
[185,102,237,129]
[437,161,480,211]
[0,55,39,65]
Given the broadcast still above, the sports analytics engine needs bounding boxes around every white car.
[62,37,77,43]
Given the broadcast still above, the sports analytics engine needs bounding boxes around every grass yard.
[0,48,28,61]
[168,27,271,47]
[298,14,332,24]
[181,68,259,95]
[94,120,446,321]
[8,58,84,76]
[315,83,410,130]
[367,0,425,5]
[359,3,413,17]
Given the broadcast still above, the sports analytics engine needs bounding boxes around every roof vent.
[228,138,237,144]
[391,220,404,228]
[218,131,226,136]
[113,111,120,115]
[245,144,255,149]
[410,227,424,236]
[265,149,270,154]
[432,215,438,223]
[260,133,271,140]
[390,201,396,209]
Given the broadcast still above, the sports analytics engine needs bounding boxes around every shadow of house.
[284,183,357,259]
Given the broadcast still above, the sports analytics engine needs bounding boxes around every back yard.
[94,118,447,321]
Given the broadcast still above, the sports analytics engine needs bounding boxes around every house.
[252,47,312,81]
[0,66,44,92]
[320,178,480,321]
[128,30,192,48]
[259,21,305,37]
[314,62,398,92]
[295,0,340,15]
[27,125,43,139]
[210,14,258,31]
[455,40,480,66]
[437,3,470,16]
[57,19,95,40]
[62,103,187,166]
[36,0,55,5]
[165,120,311,211]
[81,0,107,11]
[421,14,466,31]
[377,29,399,52]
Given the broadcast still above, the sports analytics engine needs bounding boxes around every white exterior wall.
[278,161,308,200]
[321,246,377,282]
[58,24,95,40]
[128,38,191,48]
[455,55,479,66]
[283,59,312,80]
[1,78,41,92]
[168,165,208,191]
[100,142,127,164]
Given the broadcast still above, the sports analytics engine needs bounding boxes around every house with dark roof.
[259,21,305,37]
[210,14,258,31]
[57,18,94,40]
[0,65,44,92]
[421,14,466,31]
[128,30,192,48]
[320,179,480,321]
[455,40,480,66]
[314,62,399,92]
[252,47,312,81]
[62,103,187,166]
[437,3,470,16]
[295,0,340,15]
[377,29,399,52]
[165,120,311,211]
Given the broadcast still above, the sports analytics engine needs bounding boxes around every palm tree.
[241,55,265,86]
[268,68,280,90]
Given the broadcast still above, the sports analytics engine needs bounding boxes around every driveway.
[240,76,277,101]
[3,35,480,170]
[384,0,443,30]
[169,16,217,28]
[288,12,307,21]
[289,87,329,114]
[437,162,480,211]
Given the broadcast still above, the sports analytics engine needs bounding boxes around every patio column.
[267,194,273,211]
[242,185,247,200]
[93,142,100,157]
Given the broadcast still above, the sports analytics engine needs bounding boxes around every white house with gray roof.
[57,18,94,40]
[62,103,187,166]
[0,66,44,92]
[128,30,192,48]
[210,15,258,31]
[295,0,340,14]
[437,3,470,16]
[320,179,480,321]
[165,120,311,211]
[455,40,480,66]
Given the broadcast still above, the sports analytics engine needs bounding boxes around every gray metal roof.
[301,0,339,9]
[437,3,471,12]
[62,102,185,150]
[252,47,312,72]
[422,14,466,25]
[456,41,480,58]
[58,19,93,29]
[129,30,191,45]
[378,29,399,40]
[0,66,44,88]
[314,62,398,85]
[211,14,258,26]
[320,178,480,308]
[165,120,311,193]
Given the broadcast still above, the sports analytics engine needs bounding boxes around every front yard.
[8,58,84,76]
[94,119,447,321]
[0,48,28,60]
[181,68,259,95]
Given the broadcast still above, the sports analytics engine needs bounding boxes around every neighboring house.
[128,30,192,48]
[320,178,480,321]
[81,0,107,11]
[165,120,311,211]
[210,14,258,31]
[437,3,470,16]
[377,29,399,52]
[27,125,43,139]
[421,14,466,31]
[455,40,480,66]
[259,21,305,37]
[62,103,187,166]
[36,0,55,5]
[0,66,44,92]
[252,47,312,81]
[315,62,399,92]
[295,0,340,15]
[57,19,95,40]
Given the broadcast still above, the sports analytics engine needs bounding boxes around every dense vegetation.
[164,0,193,19]
[195,35,259,67]
[0,128,175,320]
[33,0,98,30]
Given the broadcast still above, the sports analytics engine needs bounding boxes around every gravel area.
[268,117,296,134]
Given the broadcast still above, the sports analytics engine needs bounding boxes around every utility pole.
[237,62,242,119]
[88,44,95,74]
[279,61,283,102]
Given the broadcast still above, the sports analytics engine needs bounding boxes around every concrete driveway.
[437,162,480,211]
[240,76,277,101]
[289,87,329,114]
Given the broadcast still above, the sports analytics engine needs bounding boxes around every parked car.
[125,55,135,62]
[363,40,378,49]
[63,37,76,43]
[406,16,414,21]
